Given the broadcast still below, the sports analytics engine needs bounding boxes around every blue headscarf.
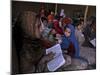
[60,35,70,49]
[65,24,80,58]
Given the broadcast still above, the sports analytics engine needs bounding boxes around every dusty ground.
[60,46,96,71]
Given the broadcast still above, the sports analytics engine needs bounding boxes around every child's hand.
[56,34,62,44]
[40,52,55,64]
[51,29,56,34]
[58,39,62,44]
[46,52,55,62]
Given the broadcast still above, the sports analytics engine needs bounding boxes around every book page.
[47,54,65,71]
[90,38,96,47]
[46,44,65,71]
[46,44,62,57]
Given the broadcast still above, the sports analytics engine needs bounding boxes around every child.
[41,18,51,39]
[60,26,75,57]
[48,28,56,43]
[53,16,63,35]
[62,17,80,58]
[41,19,56,47]
[75,22,85,47]
[60,27,71,49]
[47,11,54,28]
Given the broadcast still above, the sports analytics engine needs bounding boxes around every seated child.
[36,27,73,72]
[48,28,56,43]
[41,18,52,39]
[60,27,71,49]
[62,17,80,58]
[60,26,75,57]
[53,16,63,35]
[47,11,54,28]
[75,22,85,46]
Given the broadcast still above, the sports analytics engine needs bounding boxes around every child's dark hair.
[41,17,48,22]
[76,21,82,27]
[64,26,70,31]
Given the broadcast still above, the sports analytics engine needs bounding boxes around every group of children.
[12,5,96,73]
[33,7,83,72]
[38,7,81,58]
[33,6,96,72]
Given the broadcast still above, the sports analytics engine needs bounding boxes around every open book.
[46,44,65,71]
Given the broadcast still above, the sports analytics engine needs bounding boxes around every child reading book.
[62,17,80,58]
[36,44,71,72]
[60,26,75,57]
[36,27,74,72]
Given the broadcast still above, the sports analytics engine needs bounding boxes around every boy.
[75,22,85,47]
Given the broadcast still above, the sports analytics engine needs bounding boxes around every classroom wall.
[12,1,96,19]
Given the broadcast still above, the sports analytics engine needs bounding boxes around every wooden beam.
[55,3,58,15]
[84,6,89,28]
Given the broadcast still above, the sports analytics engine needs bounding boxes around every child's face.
[64,28,71,37]
[77,24,82,30]
[41,9,45,13]
[43,20,47,26]
[51,29,56,34]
